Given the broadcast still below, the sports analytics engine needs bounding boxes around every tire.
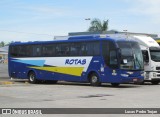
[151,81,159,85]
[136,81,144,85]
[45,80,58,84]
[111,83,120,87]
[51,80,58,84]
[28,71,38,84]
[89,73,101,86]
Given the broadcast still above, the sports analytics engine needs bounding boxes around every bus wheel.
[137,81,144,85]
[51,80,58,84]
[45,80,58,84]
[111,83,120,87]
[151,81,159,85]
[90,73,101,86]
[28,71,37,84]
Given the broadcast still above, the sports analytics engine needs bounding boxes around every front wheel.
[44,80,58,84]
[89,73,101,86]
[111,83,120,87]
[151,81,159,85]
[28,71,38,84]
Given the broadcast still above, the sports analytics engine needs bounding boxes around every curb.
[0,81,14,85]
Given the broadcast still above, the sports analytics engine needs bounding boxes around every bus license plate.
[133,78,138,82]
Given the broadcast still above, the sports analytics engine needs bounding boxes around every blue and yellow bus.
[8,34,144,86]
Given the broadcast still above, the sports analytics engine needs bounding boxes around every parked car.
[0,59,4,63]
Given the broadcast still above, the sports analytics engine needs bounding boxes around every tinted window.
[102,41,109,65]
[85,42,100,56]
[32,45,42,57]
[109,41,118,68]
[10,41,100,57]
[10,46,19,57]
[55,44,70,56]
[70,43,81,56]
[42,44,55,57]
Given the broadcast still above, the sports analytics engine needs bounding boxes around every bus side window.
[55,44,69,56]
[102,41,109,65]
[42,45,55,57]
[109,42,118,69]
[80,44,87,56]
[55,45,60,56]
[110,50,118,65]
[26,45,33,57]
[70,43,79,56]
[63,45,70,56]
[33,45,41,57]
[10,46,19,57]
[93,42,100,56]
[85,42,100,56]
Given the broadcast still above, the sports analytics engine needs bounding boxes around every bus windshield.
[117,41,143,70]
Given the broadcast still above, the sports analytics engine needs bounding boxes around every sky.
[0,0,160,42]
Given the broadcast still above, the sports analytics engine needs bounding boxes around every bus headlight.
[141,73,144,77]
[121,74,129,77]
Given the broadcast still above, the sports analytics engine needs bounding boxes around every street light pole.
[85,18,91,31]
[123,30,128,39]
[85,18,91,21]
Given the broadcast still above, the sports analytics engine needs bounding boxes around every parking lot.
[0,63,160,116]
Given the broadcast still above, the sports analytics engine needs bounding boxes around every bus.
[8,34,144,86]
[105,33,160,84]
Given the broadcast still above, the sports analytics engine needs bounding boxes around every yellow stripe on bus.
[29,67,84,76]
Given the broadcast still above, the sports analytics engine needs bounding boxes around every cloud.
[0,1,71,22]
[129,0,160,24]
[0,30,54,42]
[18,6,68,17]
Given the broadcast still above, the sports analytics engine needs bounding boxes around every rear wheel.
[44,80,58,84]
[136,81,144,85]
[151,81,159,85]
[111,83,120,87]
[89,73,101,86]
[28,71,38,84]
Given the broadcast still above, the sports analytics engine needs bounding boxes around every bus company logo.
[1,109,42,115]
[65,59,86,65]
[2,109,11,114]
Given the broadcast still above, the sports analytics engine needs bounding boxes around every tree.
[0,41,5,47]
[88,18,109,32]
[5,42,11,46]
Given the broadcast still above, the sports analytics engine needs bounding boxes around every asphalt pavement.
[1,63,160,117]
[0,63,25,85]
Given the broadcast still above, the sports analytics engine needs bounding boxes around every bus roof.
[10,34,137,46]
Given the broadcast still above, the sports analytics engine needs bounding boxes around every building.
[69,31,158,38]
[69,31,159,46]
[0,46,8,63]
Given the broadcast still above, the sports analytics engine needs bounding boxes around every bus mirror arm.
[144,56,149,63]
[117,48,121,58]
[142,51,149,63]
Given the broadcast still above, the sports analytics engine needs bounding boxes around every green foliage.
[88,18,109,32]
[0,41,5,47]
[0,41,11,47]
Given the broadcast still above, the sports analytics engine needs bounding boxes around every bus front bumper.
[119,76,144,83]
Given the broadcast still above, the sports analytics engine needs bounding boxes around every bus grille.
[156,67,160,70]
